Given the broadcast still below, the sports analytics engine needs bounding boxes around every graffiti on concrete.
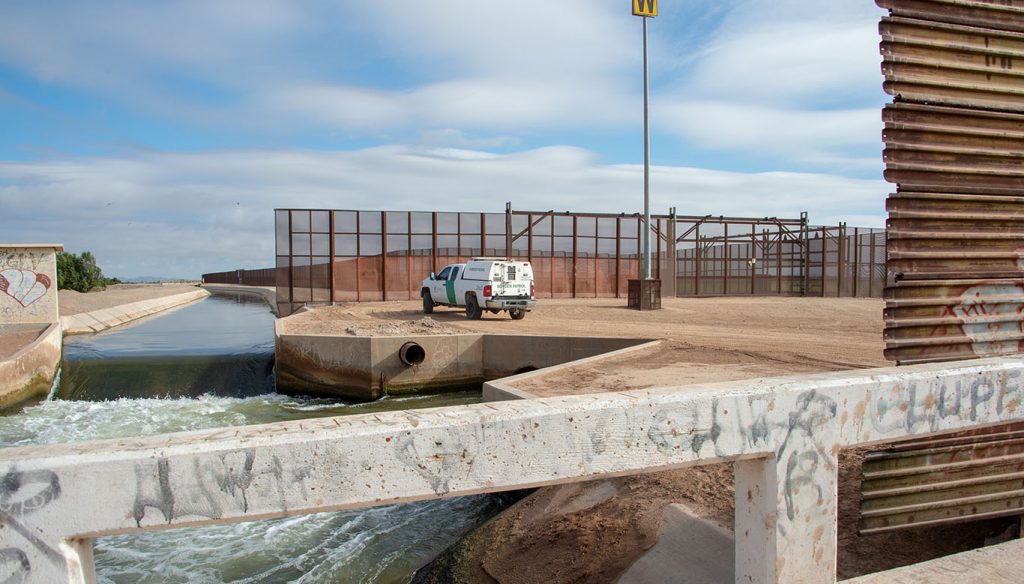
[131,449,315,527]
[0,270,51,309]
[0,547,30,584]
[870,368,1024,436]
[0,468,64,581]
[0,250,56,322]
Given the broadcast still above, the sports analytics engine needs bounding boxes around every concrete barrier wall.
[481,335,649,379]
[275,330,651,400]
[0,322,61,407]
[5,357,1024,583]
[0,245,61,326]
[274,323,377,400]
[60,289,209,335]
[201,284,277,315]
[371,334,485,395]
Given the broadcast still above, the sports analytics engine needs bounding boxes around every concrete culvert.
[399,342,426,366]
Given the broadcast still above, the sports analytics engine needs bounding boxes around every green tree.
[57,251,118,292]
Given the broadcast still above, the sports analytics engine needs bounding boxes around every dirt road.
[58,283,200,316]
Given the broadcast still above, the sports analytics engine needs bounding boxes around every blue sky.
[1,0,889,279]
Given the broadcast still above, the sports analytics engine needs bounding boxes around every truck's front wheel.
[465,295,482,320]
[509,308,526,320]
[422,290,434,314]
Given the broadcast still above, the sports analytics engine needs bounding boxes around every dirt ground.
[58,283,200,316]
[511,339,871,397]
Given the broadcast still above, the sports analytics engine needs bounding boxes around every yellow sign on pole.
[633,0,657,17]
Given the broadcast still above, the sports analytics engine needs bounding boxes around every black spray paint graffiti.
[0,467,64,582]
[646,390,837,459]
[131,449,308,527]
[646,390,838,524]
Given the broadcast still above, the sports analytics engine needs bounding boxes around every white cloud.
[659,100,883,171]
[650,0,886,170]
[1,145,885,279]
[268,77,635,133]
[0,0,891,173]
[417,129,519,150]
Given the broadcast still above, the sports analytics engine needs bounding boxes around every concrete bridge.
[3,357,1024,583]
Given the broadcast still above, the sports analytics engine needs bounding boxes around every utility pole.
[633,0,657,279]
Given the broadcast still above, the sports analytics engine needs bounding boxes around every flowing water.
[0,292,509,583]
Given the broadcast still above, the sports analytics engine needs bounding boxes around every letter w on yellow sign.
[633,0,657,17]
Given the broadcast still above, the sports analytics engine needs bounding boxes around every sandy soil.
[452,466,736,584]
[292,315,464,337]
[511,339,869,397]
[58,283,200,316]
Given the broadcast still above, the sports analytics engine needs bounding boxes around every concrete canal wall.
[61,289,210,335]
[0,323,62,407]
[275,320,649,400]
[200,283,277,315]
[0,244,63,406]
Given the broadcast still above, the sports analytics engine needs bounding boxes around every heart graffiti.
[0,269,51,308]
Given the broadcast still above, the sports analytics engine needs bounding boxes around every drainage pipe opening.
[399,342,426,366]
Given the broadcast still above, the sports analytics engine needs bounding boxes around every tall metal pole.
[642,16,652,280]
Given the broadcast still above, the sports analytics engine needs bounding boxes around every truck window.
[450,267,461,281]
[437,266,451,280]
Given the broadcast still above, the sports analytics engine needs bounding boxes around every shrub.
[57,251,119,292]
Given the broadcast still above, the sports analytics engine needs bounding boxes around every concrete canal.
[0,291,515,583]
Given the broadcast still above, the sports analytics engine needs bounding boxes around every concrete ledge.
[0,322,62,408]
[60,289,210,335]
[483,339,661,401]
[201,284,277,315]
[845,537,1024,584]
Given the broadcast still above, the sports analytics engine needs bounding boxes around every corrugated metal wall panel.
[859,423,1024,534]
[869,0,1024,537]
[879,0,1024,365]
[877,0,1024,32]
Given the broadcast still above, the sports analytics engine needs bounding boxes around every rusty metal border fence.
[675,218,886,298]
[860,0,1024,538]
[201,268,277,287]
[878,0,1024,365]
[273,206,886,316]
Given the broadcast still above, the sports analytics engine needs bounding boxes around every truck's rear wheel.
[422,290,434,314]
[509,308,526,320]
[466,295,482,320]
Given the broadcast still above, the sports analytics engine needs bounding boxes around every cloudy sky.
[1,0,889,279]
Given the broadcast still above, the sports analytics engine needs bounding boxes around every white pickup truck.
[420,258,537,320]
